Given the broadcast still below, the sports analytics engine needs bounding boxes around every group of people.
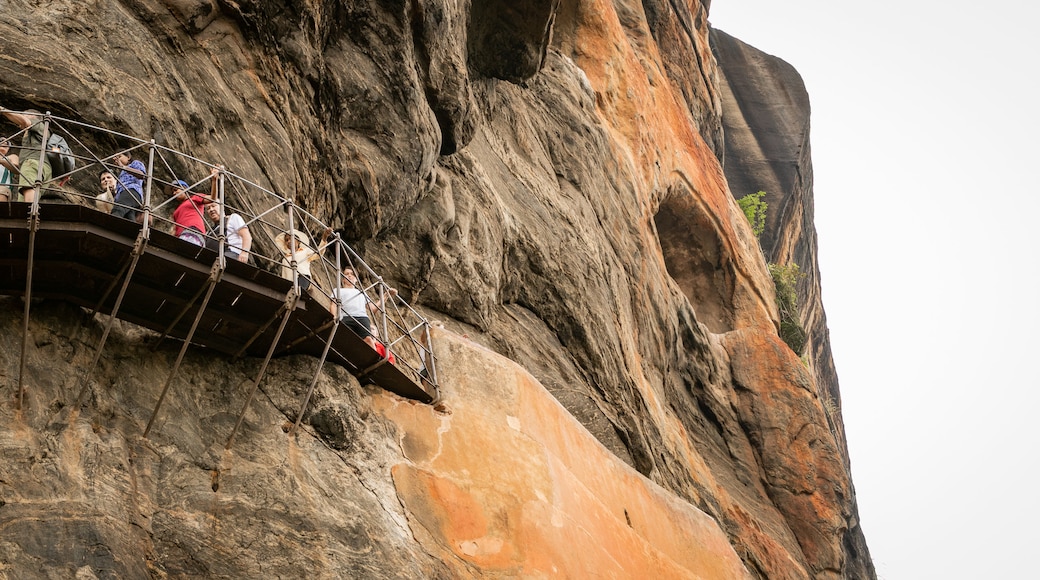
[1,106,401,363]
[96,160,252,264]
[272,227,397,355]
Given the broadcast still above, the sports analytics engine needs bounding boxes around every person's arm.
[316,227,333,252]
[0,109,33,129]
[0,152,18,172]
[115,156,146,179]
[367,287,398,317]
[237,225,252,263]
[209,166,222,201]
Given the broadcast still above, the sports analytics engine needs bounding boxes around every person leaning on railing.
[205,201,252,263]
[96,170,116,213]
[111,150,146,222]
[332,266,397,349]
[171,167,219,246]
[0,108,49,204]
[276,227,331,291]
[0,138,19,202]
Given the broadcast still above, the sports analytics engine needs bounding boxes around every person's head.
[171,179,188,197]
[205,203,221,222]
[24,109,42,123]
[99,170,117,190]
[115,151,132,166]
[341,267,358,286]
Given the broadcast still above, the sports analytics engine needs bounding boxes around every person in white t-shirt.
[205,201,252,263]
[331,267,396,349]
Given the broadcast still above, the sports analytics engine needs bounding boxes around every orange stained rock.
[568,0,777,335]
[375,330,751,579]
[722,328,849,573]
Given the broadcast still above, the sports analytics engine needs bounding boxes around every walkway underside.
[0,202,435,404]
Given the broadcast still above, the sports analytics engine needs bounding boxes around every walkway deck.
[0,201,436,404]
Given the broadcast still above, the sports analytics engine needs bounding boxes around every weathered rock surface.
[0,300,750,578]
[0,0,874,578]
[712,29,873,578]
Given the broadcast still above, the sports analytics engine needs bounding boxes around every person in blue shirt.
[111,151,146,222]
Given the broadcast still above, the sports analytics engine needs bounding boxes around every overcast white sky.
[707,1,1040,578]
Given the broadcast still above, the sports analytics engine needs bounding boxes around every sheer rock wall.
[0,0,873,578]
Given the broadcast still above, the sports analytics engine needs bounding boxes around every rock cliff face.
[0,1,873,578]
[711,29,873,578]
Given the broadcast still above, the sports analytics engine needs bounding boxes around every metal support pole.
[139,140,156,239]
[424,323,437,387]
[143,260,223,438]
[287,200,299,296]
[291,240,347,436]
[289,320,339,437]
[378,282,389,350]
[215,168,226,271]
[71,232,150,409]
[16,115,52,409]
[226,291,298,451]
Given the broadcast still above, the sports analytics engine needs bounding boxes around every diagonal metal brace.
[70,230,150,410]
[225,290,299,451]
[233,290,296,359]
[16,207,41,411]
[290,320,339,437]
[152,260,224,349]
[143,258,224,438]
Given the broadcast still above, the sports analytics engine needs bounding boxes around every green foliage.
[769,263,807,355]
[737,191,768,237]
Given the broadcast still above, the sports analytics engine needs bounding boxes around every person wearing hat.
[171,167,218,246]
[277,227,331,291]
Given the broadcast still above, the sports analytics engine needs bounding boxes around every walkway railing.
[1,109,439,443]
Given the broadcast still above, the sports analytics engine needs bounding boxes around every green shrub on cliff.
[737,191,768,237]
[769,262,807,355]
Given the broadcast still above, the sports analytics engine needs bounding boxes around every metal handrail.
[0,108,438,398]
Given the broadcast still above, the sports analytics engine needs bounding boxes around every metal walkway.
[1,110,438,445]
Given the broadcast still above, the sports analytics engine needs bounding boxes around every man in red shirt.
[172,167,218,246]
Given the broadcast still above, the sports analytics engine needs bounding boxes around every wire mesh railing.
[0,108,439,403]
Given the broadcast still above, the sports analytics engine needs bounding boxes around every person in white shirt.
[276,228,330,290]
[331,267,396,349]
[205,202,252,263]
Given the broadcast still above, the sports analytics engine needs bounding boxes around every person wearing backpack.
[0,107,50,204]
[0,137,19,202]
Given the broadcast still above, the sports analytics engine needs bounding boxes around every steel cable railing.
[0,108,439,401]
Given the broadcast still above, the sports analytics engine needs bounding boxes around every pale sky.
[708,1,1040,578]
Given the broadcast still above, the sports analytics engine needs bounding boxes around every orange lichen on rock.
[375,329,751,579]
